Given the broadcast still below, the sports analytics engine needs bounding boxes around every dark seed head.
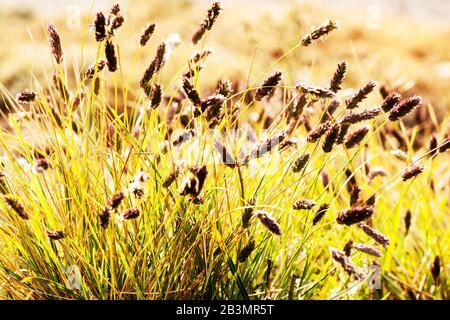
[352,243,382,257]
[337,205,374,226]
[48,24,63,64]
[47,230,65,240]
[108,191,125,209]
[4,197,28,220]
[344,126,370,149]
[150,84,163,109]
[340,107,381,125]
[94,12,107,42]
[122,208,140,220]
[343,240,353,257]
[345,81,376,110]
[329,61,347,93]
[105,40,118,72]
[16,89,37,104]
[255,71,283,101]
[358,223,390,247]
[322,123,340,153]
[182,78,201,107]
[238,239,256,263]
[293,199,316,210]
[296,83,336,101]
[330,247,363,280]
[313,203,329,225]
[429,133,438,157]
[431,255,441,284]
[401,165,424,181]
[292,153,310,173]
[388,96,422,121]
[99,207,111,228]
[404,210,412,235]
[35,158,50,173]
[242,198,256,229]
[256,211,282,236]
[439,138,450,153]
[381,92,401,113]
[300,19,340,47]
[180,165,208,198]
[349,185,362,206]
[307,121,332,143]
[140,22,157,46]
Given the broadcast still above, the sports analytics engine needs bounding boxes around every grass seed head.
[300,19,340,47]
[85,59,106,79]
[108,191,125,209]
[94,12,107,42]
[344,126,370,149]
[343,240,353,257]
[367,166,388,180]
[381,92,401,112]
[293,199,317,210]
[182,78,202,107]
[431,256,441,284]
[322,122,340,153]
[345,81,376,110]
[307,121,332,142]
[336,123,350,145]
[313,203,329,225]
[352,243,382,257]
[401,165,424,181]
[320,99,340,123]
[200,94,225,119]
[256,211,282,236]
[404,210,412,235]
[329,61,347,93]
[47,24,63,64]
[238,238,256,263]
[254,71,283,101]
[439,138,450,153]
[329,247,363,280]
[47,230,65,240]
[140,22,157,46]
[246,131,286,161]
[150,84,163,109]
[340,107,381,125]
[349,185,362,206]
[105,40,118,72]
[358,223,390,247]
[388,96,422,121]
[99,206,111,228]
[35,158,50,173]
[242,198,256,229]
[162,169,179,188]
[192,1,223,44]
[296,83,336,101]
[16,89,37,104]
[180,165,208,198]
[292,153,310,173]
[429,133,438,157]
[122,208,140,220]
[5,197,29,220]
[215,79,233,98]
[337,205,374,226]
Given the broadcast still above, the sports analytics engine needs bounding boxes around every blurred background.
[1,0,449,122]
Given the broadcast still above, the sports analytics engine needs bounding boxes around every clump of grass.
[0,1,447,301]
